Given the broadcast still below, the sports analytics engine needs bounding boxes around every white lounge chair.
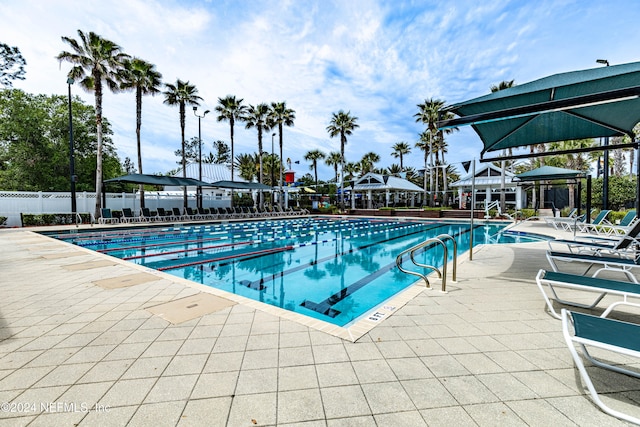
[562,308,640,425]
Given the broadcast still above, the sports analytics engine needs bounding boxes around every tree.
[415,130,433,205]
[269,101,295,208]
[327,110,359,208]
[415,99,445,206]
[343,162,360,180]
[57,29,130,219]
[325,151,342,183]
[212,140,230,164]
[234,153,258,182]
[304,149,326,189]
[391,142,411,170]
[490,80,516,212]
[0,43,26,87]
[163,79,202,208]
[216,96,247,184]
[0,89,121,191]
[173,136,200,164]
[245,103,272,206]
[360,152,380,174]
[119,57,162,208]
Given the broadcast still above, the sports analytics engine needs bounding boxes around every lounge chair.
[197,207,216,220]
[172,207,188,221]
[544,210,588,230]
[185,207,202,220]
[157,207,175,221]
[599,210,637,236]
[98,208,119,224]
[547,219,640,256]
[535,269,640,319]
[121,208,144,223]
[561,308,640,425]
[141,208,158,222]
[576,209,612,233]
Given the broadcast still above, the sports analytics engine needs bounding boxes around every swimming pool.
[46,217,545,327]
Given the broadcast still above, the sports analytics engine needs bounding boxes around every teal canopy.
[515,166,586,182]
[104,174,212,187]
[438,61,640,155]
[210,180,272,190]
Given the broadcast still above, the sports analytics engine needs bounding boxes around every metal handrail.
[395,234,457,293]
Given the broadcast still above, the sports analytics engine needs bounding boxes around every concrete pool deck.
[1,218,639,426]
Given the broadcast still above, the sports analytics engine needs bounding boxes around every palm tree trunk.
[180,103,187,209]
[136,87,145,209]
[229,118,235,208]
[340,134,345,208]
[258,128,263,207]
[94,78,104,220]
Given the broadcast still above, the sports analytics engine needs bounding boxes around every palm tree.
[386,163,402,176]
[235,153,259,182]
[268,102,295,208]
[325,151,342,183]
[57,29,130,219]
[327,110,359,207]
[360,152,380,174]
[245,103,272,206]
[163,79,202,208]
[119,57,162,209]
[391,142,411,170]
[415,130,434,205]
[415,99,445,206]
[491,80,516,212]
[216,96,247,183]
[304,149,326,189]
[343,162,360,181]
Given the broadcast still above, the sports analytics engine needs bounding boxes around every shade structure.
[210,181,272,190]
[438,61,640,155]
[104,173,212,187]
[515,166,586,182]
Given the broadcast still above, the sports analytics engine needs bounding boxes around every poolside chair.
[185,207,202,220]
[98,208,119,224]
[535,269,640,319]
[576,209,612,233]
[598,210,637,236]
[561,309,640,425]
[141,208,158,222]
[172,207,188,221]
[197,207,216,220]
[157,207,175,221]
[121,208,144,223]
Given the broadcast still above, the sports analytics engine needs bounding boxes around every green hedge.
[0,216,6,226]
[21,213,93,227]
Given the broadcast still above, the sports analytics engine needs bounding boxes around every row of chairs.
[544,209,638,236]
[98,205,310,224]
[535,220,640,423]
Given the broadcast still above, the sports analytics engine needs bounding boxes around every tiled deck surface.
[1,219,639,426]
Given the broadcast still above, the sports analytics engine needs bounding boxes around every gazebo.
[450,163,526,210]
[348,172,424,209]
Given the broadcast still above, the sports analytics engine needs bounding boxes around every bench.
[535,269,640,319]
[562,309,640,424]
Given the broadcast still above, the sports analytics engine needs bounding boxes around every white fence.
[0,191,232,227]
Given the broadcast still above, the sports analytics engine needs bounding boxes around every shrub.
[0,216,6,226]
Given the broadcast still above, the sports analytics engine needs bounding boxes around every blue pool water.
[45,217,547,326]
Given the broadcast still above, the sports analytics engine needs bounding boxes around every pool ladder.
[395,234,457,293]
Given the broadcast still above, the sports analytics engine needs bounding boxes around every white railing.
[0,191,231,227]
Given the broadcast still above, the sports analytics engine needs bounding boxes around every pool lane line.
[156,245,294,271]
[97,236,227,253]
[121,240,255,260]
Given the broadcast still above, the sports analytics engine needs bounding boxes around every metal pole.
[193,107,209,211]
[603,137,609,210]
[67,78,77,218]
[469,159,475,261]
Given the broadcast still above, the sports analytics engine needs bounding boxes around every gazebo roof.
[351,172,423,192]
[515,165,586,182]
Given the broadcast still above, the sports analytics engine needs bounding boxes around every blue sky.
[3,0,640,181]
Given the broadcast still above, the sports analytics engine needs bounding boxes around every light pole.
[271,132,276,204]
[67,77,77,219]
[193,106,210,210]
[597,59,610,210]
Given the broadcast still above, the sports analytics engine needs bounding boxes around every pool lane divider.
[121,240,254,260]
[98,236,226,253]
[156,245,294,271]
